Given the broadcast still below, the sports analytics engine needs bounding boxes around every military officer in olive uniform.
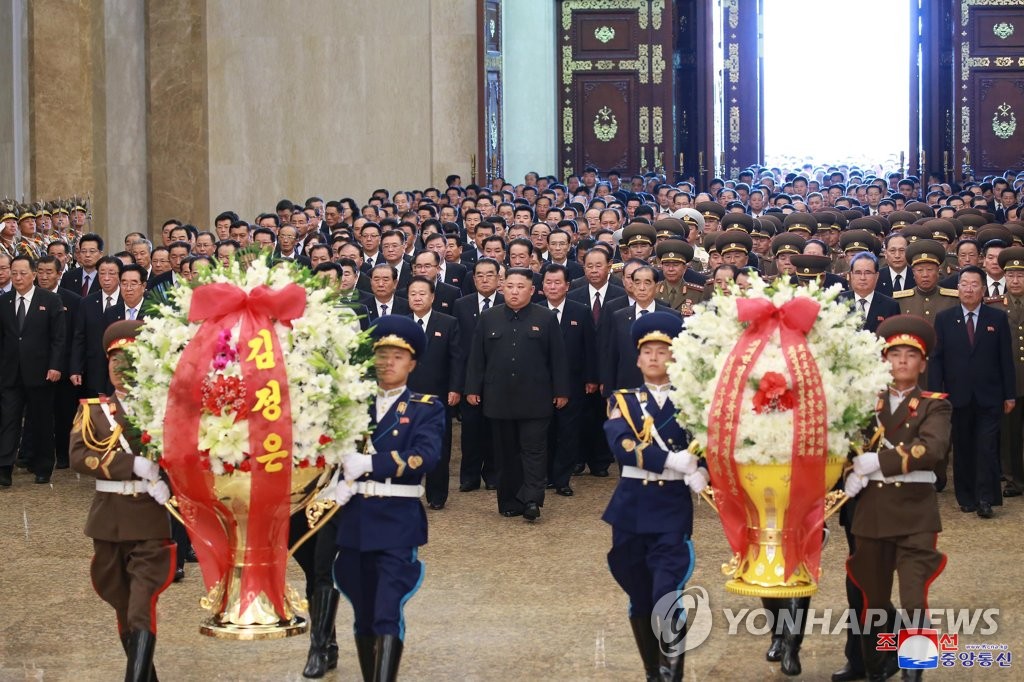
[69,320,174,682]
[989,247,1024,497]
[332,315,445,682]
[655,240,704,316]
[843,315,951,682]
[603,312,708,682]
[894,240,960,323]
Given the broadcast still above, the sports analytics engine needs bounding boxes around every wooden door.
[557,0,676,179]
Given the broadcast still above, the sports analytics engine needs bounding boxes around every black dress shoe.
[34,475,51,484]
[484,482,497,491]
[959,504,977,513]
[977,502,994,518]
[500,509,523,518]
[427,502,445,510]
[523,502,540,521]
[1004,486,1022,498]
[545,482,556,489]
[458,482,480,492]
[186,547,198,563]
[590,468,609,477]
[0,467,12,487]
[572,463,586,476]
[173,568,185,583]
[830,661,865,682]
[556,486,574,497]
[55,461,70,470]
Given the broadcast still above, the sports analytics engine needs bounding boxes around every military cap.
[696,201,726,222]
[839,229,881,256]
[103,320,145,356]
[721,213,754,233]
[955,207,987,219]
[905,239,946,267]
[877,314,936,358]
[0,210,15,223]
[370,314,426,358]
[887,211,918,231]
[868,215,890,235]
[17,210,35,223]
[900,225,929,243]
[848,217,885,237]
[653,218,681,240]
[622,222,657,247]
[784,212,817,235]
[956,213,986,237]
[842,209,866,223]
[998,246,1024,271]
[1005,222,1024,246]
[52,206,69,216]
[790,254,832,279]
[771,232,805,257]
[976,224,1013,250]
[631,310,683,349]
[716,230,753,255]
[751,218,775,238]
[656,239,694,263]
[905,201,934,219]
[671,208,705,232]
[703,232,719,254]
[921,219,957,244]
[758,213,783,230]
[827,210,848,231]
[813,212,839,232]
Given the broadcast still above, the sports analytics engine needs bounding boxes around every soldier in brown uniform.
[654,240,704,316]
[991,247,1024,497]
[843,315,951,682]
[70,320,175,682]
[894,240,959,323]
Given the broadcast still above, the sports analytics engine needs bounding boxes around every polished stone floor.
[1,449,1021,681]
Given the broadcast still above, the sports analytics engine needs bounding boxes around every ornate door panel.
[956,0,1024,176]
[558,1,676,180]
[479,0,503,184]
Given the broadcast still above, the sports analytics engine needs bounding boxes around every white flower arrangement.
[667,274,891,465]
[125,255,376,474]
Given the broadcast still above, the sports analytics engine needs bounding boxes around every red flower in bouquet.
[201,375,249,417]
[752,372,795,414]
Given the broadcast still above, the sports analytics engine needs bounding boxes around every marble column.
[0,0,30,199]
[430,0,478,189]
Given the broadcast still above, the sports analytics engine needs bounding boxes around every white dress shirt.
[375,297,395,317]
[376,386,406,422]
[477,292,494,313]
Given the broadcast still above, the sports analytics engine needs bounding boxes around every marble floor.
[1,447,1021,681]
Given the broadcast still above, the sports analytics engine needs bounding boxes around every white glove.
[133,456,161,482]
[334,480,355,507]
[147,480,171,505]
[664,451,698,475]
[852,452,880,477]
[342,454,373,482]
[684,468,710,494]
[844,474,867,498]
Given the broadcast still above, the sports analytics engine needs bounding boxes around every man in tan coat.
[70,320,174,682]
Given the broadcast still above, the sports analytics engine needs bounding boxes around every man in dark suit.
[102,264,148,325]
[273,225,312,268]
[875,233,914,297]
[60,232,104,296]
[0,255,66,485]
[465,268,570,521]
[366,263,410,323]
[35,255,81,469]
[930,265,1016,518]
[424,232,468,291]
[406,276,464,510]
[601,264,681,398]
[404,251,460,316]
[380,230,412,290]
[71,257,124,397]
[451,259,504,491]
[542,264,597,496]
[540,228,584,282]
[838,253,901,333]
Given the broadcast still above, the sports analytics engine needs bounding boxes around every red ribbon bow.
[164,283,306,616]
[707,296,829,581]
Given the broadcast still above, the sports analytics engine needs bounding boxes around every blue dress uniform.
[333,315,445,682]
[602,312,703,682]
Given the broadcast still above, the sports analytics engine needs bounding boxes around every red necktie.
[81,273,90,297]
[592,291,601,325]
[966,311,975,346]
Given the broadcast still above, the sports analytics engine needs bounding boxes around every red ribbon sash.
[163,283,306,615]
[705,297,829,580]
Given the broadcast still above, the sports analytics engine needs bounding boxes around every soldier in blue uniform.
[602,311,708,682]
[332,315,445,682]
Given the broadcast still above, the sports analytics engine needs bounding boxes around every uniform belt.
[354,479,424,498]
[95,479,148,495]
[865,470,936,485]
[620,465,686,482]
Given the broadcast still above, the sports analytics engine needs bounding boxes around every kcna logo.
[652,586,713,655]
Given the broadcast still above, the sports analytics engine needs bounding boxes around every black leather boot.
[628,616,660,681]
[762,598,784,662]
[303,586,339,678]
[125,630,156,682]
[372,635,404,682]
[781,597,810,677]
[657,648,684,682]
[900,670,922,681]
[355,635,376,682]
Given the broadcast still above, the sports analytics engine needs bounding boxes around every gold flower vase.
[721,456,846,598]
[172,465,336,640]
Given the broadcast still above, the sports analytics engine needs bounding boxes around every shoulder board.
[409,392,438,404]
[893,289,915,299]
[79,397,108,405]
[983,295,1006,305]
[614,388,643,395]
[686,283,704,292]
[918,391,949,399]
[939,287,959,297]
[610,262,624,272]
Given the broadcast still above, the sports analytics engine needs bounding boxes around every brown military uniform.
[847,387,951,626]
[656,280,704,316]
[70,395,174,635]
[893,286,959,324]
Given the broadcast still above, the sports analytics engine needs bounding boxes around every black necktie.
[418,318,424,328]
[81,274,90,297]
[482,297,491,311]
[639,309,649,316]
[105,295,113,312]
[893,274,902,291]
[593,291,601,325]
[858,299,868,316]
[992,283,1001,297]
[17,296,26,330]
[966,311,976,345]
[381,303,388,316]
